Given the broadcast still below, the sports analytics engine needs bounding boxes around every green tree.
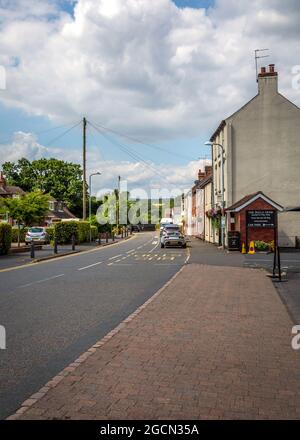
[3,158,83,216]
[4,192,50,246]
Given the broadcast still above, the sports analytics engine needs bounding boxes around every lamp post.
[205,141,225,249]
[89,172,101,242]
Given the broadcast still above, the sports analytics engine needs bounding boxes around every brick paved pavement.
[10,264,300,420]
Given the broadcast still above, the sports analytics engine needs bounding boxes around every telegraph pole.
[117,175,121,228]
[82,117,87,220]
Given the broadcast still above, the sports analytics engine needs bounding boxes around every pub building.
[225,192,284,251]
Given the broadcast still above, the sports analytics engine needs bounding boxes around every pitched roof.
[0,185,26,196]
[226,192,284,212]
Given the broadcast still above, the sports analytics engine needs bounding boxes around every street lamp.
[89,172,101,242]
[204,141,225,249]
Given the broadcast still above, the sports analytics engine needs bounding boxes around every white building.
[210,64,300,247]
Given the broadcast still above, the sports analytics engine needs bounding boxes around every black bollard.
[30,242,35,259]
[106,232,109,244]
[54,237,58,254]
[72,234,76,251]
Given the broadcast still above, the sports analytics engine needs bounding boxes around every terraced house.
[210,64,300,247]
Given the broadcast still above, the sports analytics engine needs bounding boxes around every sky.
[0,0,300,195]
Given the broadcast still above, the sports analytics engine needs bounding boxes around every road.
[0,232,189,420]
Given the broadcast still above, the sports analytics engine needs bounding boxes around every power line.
[88,119,195,161]
[89,121,172,185]
[0,121,81,145]
[44,121,82,147]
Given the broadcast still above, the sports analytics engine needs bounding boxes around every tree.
[3,158,83,217]
[4,192,50,246]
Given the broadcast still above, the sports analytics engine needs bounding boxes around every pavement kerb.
[6,262,186,420]
[0,234,137,274]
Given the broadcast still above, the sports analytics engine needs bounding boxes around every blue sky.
[0,0,214,171]
[1,0,299,192]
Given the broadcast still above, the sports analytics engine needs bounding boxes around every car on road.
[160,224,186,248]
[25,227,50,245]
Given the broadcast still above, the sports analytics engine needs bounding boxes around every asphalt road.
[0,232,189,420]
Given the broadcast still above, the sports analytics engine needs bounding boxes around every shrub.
[46,227,54,241]
[53,221,94,244]
[11,227,28,243]
[77,221,90,243]
[254,240,269,251]
[0,223,12,255]
[91,225,98,240]
[54,221,78,244]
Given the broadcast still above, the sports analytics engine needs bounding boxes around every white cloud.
[0,0,299,143]
[0,131,209,193]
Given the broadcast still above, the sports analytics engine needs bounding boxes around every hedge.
[0,223,12,255]
[54,221,97,244]
[11,227,28,243]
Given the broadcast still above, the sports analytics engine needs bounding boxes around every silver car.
[160,224,186,248]
[25,227,50,245]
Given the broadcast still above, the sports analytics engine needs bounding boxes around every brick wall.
[238,198,277,247]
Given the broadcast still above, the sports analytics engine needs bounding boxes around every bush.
[11,227,28,243]
[77,221,91,243]
[54,221,78,244]
[46,227,54,241]
[254,240,269,251]
[0,223,12,255]
[53,221,95,244]
[91,225,98,240]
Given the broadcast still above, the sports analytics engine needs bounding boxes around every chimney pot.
[261,67,266,74]
[269,64,275,73]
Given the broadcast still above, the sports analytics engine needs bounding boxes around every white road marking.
[108,254,123,260]
[78,262,103,271]
[17,274,65,289]
[126,249,136,254]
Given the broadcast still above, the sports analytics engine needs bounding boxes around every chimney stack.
[0,171,6,188]
[198,170,206,181]
[258,63,278,94]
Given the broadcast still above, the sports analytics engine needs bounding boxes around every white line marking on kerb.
[17,274,65,289]
[78,262,103,271]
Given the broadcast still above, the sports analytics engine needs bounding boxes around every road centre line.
[78,262,103,271]
[17,274,65,289]
[126,249,136,254]
[109,254,123,260]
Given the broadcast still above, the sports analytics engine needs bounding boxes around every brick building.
[226,192,283,250]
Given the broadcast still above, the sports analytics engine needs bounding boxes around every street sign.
[247,210,275,228]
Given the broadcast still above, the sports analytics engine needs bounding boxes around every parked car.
[25,227,50,245]
[160,224,186,248]
[131,225,142,232]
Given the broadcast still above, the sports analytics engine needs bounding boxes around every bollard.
[106,232,108,244]
[72,234,76,251]
[98,233,101,245]
[54,237,58,254]
[121,228,124,239]
[30,242,35,259]
[112,232,115,242]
